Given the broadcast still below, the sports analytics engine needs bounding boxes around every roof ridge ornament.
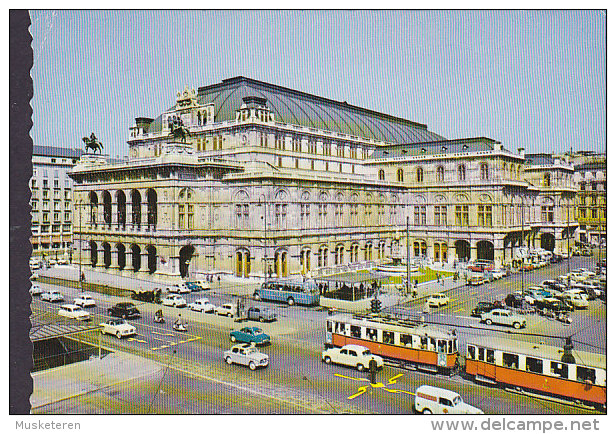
[176,86,197,108]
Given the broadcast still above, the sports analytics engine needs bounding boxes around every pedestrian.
[436,273,440,283]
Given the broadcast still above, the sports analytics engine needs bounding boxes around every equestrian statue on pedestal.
[168,118,190,143]
[82,133,104,154]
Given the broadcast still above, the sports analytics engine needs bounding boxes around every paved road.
[31,255,604,415]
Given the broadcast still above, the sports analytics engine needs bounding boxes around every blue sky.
[29,10,606,158]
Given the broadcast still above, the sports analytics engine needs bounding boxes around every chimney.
[518,147,525,158]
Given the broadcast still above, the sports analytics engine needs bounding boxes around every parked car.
[58,304,91,321]
[73,294,96,308]
[542,280,567,292]
[414,385,484,415]
[504,293,524,308]
[534,298,573,314]
[166,284,191,294]
[161,294,188,308]
[230,327,271,345]
[223,343,269,370]
[41,290,64,303]
[29,258,41,270]
[29,284,44,296]
[322,344,384,372]
[188,298,215,313]
[471,301,501,317]
[427,293,450,307]
[30,272,39,281]
[216,303,236,317]
[108,302,141,319]
[99,318,136,339]
[247,306,277,322]
[560,291,589,309]
[468,276,488,286]
[480,309,526,329]
[187,280,211,291]
[491,268,508,279]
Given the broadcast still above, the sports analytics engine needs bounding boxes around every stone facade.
[70,77,577,280]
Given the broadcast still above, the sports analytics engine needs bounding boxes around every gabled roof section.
[163,76,444,144]
[33,146,84,158]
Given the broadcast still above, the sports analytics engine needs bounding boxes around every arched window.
[89,191,98,224]
[397,168,404,182]
[378,169,385,181]
[543,172,551,187]
[436,166,444,182]
[457,164,466,181]
[480,163,489,180]
[416,167,424,183]
[146,189,157,228]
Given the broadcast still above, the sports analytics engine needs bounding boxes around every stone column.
[111,201,118,230]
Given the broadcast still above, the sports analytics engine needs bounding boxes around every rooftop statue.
[169,119,190,143]
[82,133,104,154]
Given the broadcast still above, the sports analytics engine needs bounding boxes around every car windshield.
[254,328,264,333]
[245,347,257,354]
[453,396,461,406]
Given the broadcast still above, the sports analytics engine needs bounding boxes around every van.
[414,385,483,415]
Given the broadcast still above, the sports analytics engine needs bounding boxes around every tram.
[325,313,459,374]
[466,337,606,409]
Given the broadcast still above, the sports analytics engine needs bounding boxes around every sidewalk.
[30,351,162,411]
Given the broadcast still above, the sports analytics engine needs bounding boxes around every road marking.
[334,373,369,382]
[127,337,148,343]
[454,308,464,313]
[152,331,175,336]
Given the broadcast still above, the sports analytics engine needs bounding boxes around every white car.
[73,294,96,308]
[491,269,507,279]
[216,303,236,317]
[29,284,44,296]
[161,294,187,308]
[29,258,41,270]
[427,293,450,307]
[322,344,384,372]
[58,304,91,321]
[99,318,137,339]
[414,385,484,415]
[41,290,64,302]
[167,284,191,294]
[562,290,589,309]
[188,298,215,313]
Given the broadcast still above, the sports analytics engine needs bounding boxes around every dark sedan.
[108,302,141,319]
[471,301,502,317]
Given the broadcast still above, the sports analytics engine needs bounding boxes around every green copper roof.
[149,77,445,144]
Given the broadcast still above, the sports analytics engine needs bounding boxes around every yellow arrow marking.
[348,386,368,400]
[334,373,369,382]
[370,382,386,389]
[454,308,464,312]
[127,338,148,343]
[387,373,403,384]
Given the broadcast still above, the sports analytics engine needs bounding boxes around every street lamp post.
[78,199,83,292]
[259,195,268,281]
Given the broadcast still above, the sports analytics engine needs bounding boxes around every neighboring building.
[70,77,576,279]
[31,146,83,260]
[523,153,577,254]
[568,152,606,245]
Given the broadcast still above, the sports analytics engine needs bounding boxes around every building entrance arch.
[541,233,555,252]
[179,245,195,278]
[455,240,471,262]
[477,240,494,261]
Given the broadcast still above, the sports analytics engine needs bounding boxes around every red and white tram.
[466,338,606,409]
[326,314,459,373]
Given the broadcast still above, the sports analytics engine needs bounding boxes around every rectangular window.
[350,325,361,338]
[502,353,519,369]
[550,361,569,379]
[178,204,185,228]
[366,328,378,341]
[400,334,413,346]
[383,331,394,344]
[486,349,495,364]
[576,366,596,384]
[477,347,485,361]
[526,357,543,374]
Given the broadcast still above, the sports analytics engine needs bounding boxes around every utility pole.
[78,199,83,292]
[406,216,410,296]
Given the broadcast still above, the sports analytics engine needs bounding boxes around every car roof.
[60,304,78,309]
[341,344,369,351]
[415,385,461,400]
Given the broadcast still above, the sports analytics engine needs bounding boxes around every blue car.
[230,327,271,346]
